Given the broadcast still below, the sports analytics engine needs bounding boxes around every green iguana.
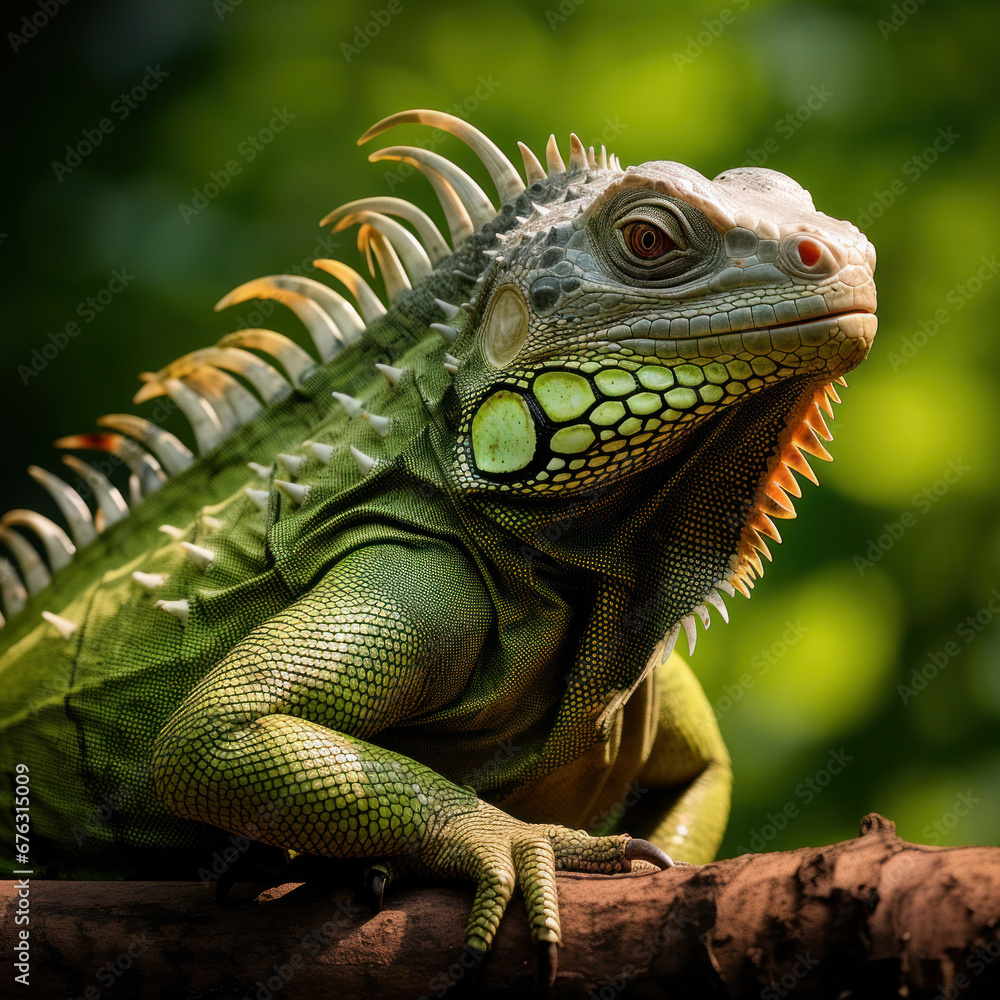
[0,109,876,967]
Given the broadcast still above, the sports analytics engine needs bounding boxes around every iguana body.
[0,110,876,957]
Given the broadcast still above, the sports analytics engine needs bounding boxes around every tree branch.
[2,815,998,998]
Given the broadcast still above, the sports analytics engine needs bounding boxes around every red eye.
[624,222,674,259]
[797,238,822,267]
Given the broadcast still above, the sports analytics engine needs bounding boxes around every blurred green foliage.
[2,0,998,858]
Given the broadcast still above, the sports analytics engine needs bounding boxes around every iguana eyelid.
[613,215,688,257]
[612,207,688,245]
[612,203,687,237]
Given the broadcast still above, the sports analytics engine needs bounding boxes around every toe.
[513,838,560,944]
[465,861,516,952]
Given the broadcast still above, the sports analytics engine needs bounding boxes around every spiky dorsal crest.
[0,105,850,656]
[0,110,624,634]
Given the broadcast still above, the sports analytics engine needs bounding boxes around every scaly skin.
[0,109,875,963]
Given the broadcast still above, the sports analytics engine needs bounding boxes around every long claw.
[537,940,558,992]
[623,838,675,870]
[462,944,486,977]
[366,864,389,913]
[215,863,240,908]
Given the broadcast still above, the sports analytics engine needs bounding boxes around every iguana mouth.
[613,308,877,375]
[612,305,876,340]
[765,306,876,331]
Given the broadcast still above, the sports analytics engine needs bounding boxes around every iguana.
[0,109,876,969]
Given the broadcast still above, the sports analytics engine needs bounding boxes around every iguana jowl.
[0,109,876,960]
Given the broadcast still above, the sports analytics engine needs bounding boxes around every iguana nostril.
[797,239,822,267]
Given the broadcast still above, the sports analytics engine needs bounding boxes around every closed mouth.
[606,307,877,358]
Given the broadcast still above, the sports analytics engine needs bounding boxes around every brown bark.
[1,815,998,999]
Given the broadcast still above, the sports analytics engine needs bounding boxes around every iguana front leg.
[151,542,666,958]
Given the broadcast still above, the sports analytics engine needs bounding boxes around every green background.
[2,0,998,859]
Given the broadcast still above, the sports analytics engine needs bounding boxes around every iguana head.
[447,155,876,499]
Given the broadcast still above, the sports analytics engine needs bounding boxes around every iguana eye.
[624,221,674,259]
[589,190,723,286]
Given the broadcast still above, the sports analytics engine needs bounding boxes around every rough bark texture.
[2,815,998,999]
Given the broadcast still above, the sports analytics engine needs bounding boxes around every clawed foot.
[433,802,674,987]
[359,815,673,991]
